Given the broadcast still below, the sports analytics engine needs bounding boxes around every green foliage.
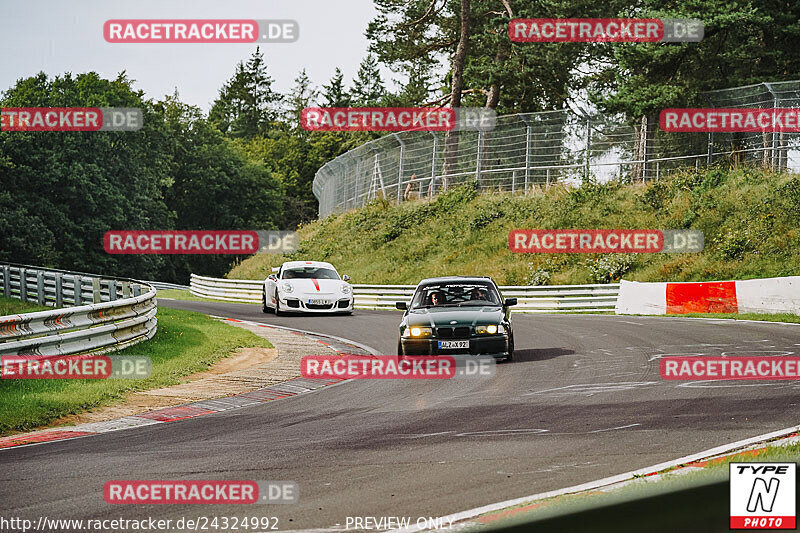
[230,167,800,286]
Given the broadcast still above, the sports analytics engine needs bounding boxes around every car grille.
[307,303,334,310]
[436,326,470,339]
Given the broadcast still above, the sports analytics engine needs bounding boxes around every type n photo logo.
[730,462,796,529]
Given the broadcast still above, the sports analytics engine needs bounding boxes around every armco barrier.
[615,277,800,315]
[0,264,157,355]
[190,274,619,313]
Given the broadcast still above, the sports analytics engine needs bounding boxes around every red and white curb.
[0,318,375,451]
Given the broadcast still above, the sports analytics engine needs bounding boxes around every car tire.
[397,340,404,357]
[506,334,514,362]
[275,298,284,317]
[262,292,272,314]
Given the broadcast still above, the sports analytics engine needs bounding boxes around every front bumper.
[279,295,353,313]
[400,335,510,358]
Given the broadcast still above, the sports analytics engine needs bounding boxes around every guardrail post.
[132,284,141,297]
[92,277,101,303]
[122,281,130,298]
[108,280,117,301]
[20,268,27,302]
[36,270,45,305]
[2,265,8,297]
[55,273,63,307]
[74,275,82,305]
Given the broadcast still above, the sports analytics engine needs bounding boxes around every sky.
[2,0,394,111]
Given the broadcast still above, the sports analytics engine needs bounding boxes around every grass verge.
[0,297,53,316]
[227,167,800,286]
[155,288,258,304]
[0,305,271,436]
[652,312,800,324]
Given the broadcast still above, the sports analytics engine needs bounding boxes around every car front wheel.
[275,298,284,317]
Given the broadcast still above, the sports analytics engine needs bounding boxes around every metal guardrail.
[190,274,618,313]
[0,263,157,356]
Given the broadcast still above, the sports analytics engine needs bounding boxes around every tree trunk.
[440,0,470,192]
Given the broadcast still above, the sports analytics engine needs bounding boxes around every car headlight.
[476,324,504,334]
[341,284,351,295]
[281,281,294,293]
[403,326,433,338]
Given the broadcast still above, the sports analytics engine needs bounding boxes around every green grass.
[155,288,259,304]
[0,296,53,316]
[0,306,271,435]
[471,441,800,530]
[227,167,800,285]
[659,312,800,324]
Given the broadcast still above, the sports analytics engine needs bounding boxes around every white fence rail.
[0,264,157,356]
[190,274,618,313]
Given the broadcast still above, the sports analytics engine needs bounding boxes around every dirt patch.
[53,346,278,427]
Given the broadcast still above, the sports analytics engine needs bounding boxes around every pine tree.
[321,67,351,107]
[285,68,318,132]
[351,54,386,106]
[209,47,281,138]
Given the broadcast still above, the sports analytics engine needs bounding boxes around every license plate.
[438,340,469,350]
[308,299,330,305]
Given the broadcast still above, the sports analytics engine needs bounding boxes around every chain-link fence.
[313,80,800,218]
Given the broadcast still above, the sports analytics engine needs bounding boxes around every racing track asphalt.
[2,299,800,530]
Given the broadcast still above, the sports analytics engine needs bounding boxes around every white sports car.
[262,261,353,315]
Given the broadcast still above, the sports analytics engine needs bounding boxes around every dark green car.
[396,276,517,361]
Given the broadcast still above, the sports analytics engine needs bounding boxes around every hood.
[405,306,504,327]
[282,278,346,294]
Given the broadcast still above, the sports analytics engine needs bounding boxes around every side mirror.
[504,298,517,307]
[268,274,278,282]
[395,301,408,310]
[342,275,351,282]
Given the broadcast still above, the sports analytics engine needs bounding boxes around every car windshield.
[410,282,501,308]
[282,267,339,280]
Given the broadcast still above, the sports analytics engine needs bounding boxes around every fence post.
[92,277,101,303]
[74,275,83,305]
[37,270,45,305]
[2,265,8,297]
[524,121,532,193]
[20,268,27,302]
[642,116,649,183]
[108,280,117,301]
[476,130,484,188]
[394,134,405,203]
[764,82,779,170]
[585,116,592,181]
[55,273,63,307]
[430,132,437,195]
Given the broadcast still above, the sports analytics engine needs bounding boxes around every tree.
[209,47,282,138]
[285,69,318,133]
[351,54,387,106]
[321,68,351,107]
